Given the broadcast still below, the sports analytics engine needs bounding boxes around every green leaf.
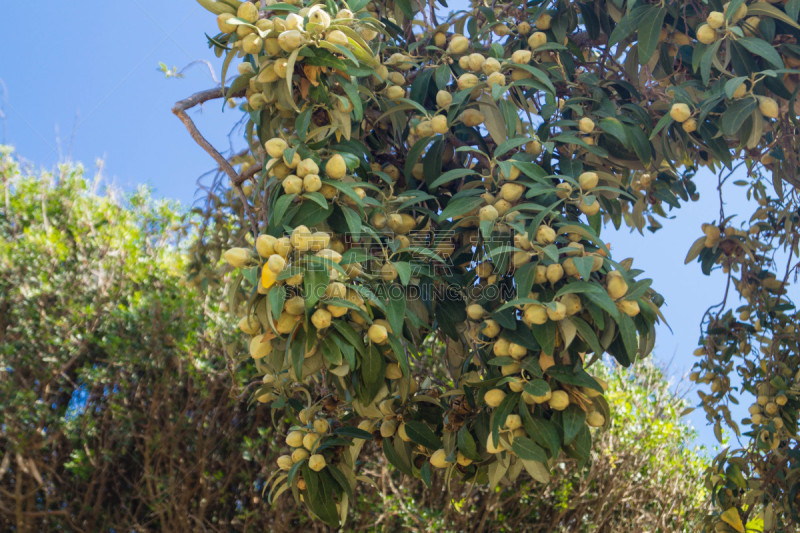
[304,468,339,526]
[290,326,305,380]
[333,426,373,440]
[598,117,630,146]
[403,136,434,179]
[403,421,442,450]
[303,264,329,308]
[332,320,366,355]
[617,313,639,363]
[385,291,406,339]
[340,205,362,236]
[428,168,478,189]
[438,195,485,222]
[570,316,604,355]
[361,345,385,389]
[494,137,530,159]
[638,7,667,64]
[561,404,586,445]
[608,5,650,47]
[545,364,603,393]
[383,437,414,476]
[320,335,343,365]
[457,426,481,461]
[512,436,548,463]
[531,321,557,355]
[523,379,550,396]
[296,105,313,140]
[747,1,800,30]
[737,37,785,68]
[491,392,520,446]
[520,405,561,456]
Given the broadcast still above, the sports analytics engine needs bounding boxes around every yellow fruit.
[286,430,305,448]
[277,455,293,470]
[237,2,259,23]
[707,11,725,29]
[266,254,286,274]
[479,204,499,222]
[528,32,547,49]
[482,319,501,338]
[486,434,505,453]
[606,271,628,300]
[282,175,303,195]
[512,49,532,64]
[500,183,525,202]
[696,24,717,44]
[303,432,319,451]
[524,304,548,325]
[261,267,277,289]
[776,394,788,406]
[224,247,252,268]
[732,83,747,99]
[535,13,552,30]
[278,29,305,52]
[385,363,403,379]
[456,452,473,466]
[617,299,640,317]
[504,414,523,430]
[430,449,450,468]
[380,262,398,282]
[485,388,506,407]
[467,52,485,72]
[368,324,389,344]
[397,422,411,442]
[543,304,566,325]
[461,109,485,127]
[561,293,583,316]
[670,103,692,123]
[724,1,748,23]
[311,309,332,330]
[307,7,331,31]
[433,31,447,48]
[682,118,698,133]
[308,454,326,471]
[535,225,556,245]
[284,296,305,316]
[239,315,261,335]
[431,115,449,134]
[217,12,238,33]
[436,90,453,108]
[291,448,309,463]
[326,154,347,179]
[380,418,398,438]
[467,304,486,321]
[578,117,595,134]
[457,73,479,90]
[758,96,779,119]
[313,419,330,434]
[256,234,277,257]
[549,390,569,411]
[579,171,599,189]
[587,411,605,427]
[249,335,272,359]
[546,263,564,284]
[448,34,469,54]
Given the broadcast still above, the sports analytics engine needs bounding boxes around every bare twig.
[172,87,259,236]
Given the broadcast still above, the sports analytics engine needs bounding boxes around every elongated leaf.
[737,37,784,68]
[562,404,586,444]
[512,436,548,462]
[404,421,442,450]
[638,7,667,64]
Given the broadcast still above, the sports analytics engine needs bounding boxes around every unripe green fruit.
[385,363,403,379]
[242,34,263,54]
[278,29,305,52]
[758,96,779,119]
[284,296,306,316]
[380,418,398,438]
[239,315,261,335]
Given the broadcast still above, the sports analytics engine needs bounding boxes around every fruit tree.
[177,0,800,530]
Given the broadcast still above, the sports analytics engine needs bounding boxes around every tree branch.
[172,87,259,236]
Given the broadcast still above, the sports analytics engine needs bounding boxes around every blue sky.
[2,0,763,450]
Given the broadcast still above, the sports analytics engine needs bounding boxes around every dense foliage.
[0,149,708,530]
[180,0,800,530]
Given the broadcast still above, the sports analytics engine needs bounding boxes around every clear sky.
[3,0,770,451]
